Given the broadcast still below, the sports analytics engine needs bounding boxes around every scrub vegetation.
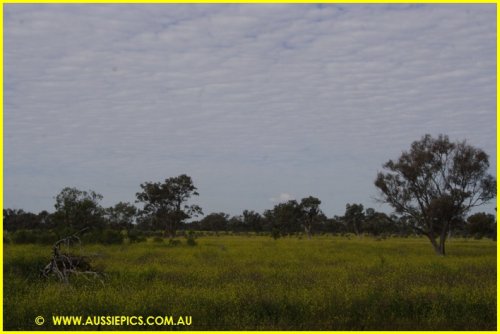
[4,235,496,330]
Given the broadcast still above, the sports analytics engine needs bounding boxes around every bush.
[271,229,281,240]
[127,230,147,243]
[36,230,58,245]
[12,230,38,244]
[186,230,197,246]
[168,239,181,246]
[100,229,124,244]
[186,238,197,246]
[152,236,164,243]
[81,229,124,244]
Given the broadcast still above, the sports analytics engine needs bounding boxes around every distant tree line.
[3,134,497,254]
[4,189,496,244]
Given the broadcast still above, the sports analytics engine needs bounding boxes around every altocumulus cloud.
[4,4,496,216]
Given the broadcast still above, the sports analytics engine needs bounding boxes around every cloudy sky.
[4,4,497,217]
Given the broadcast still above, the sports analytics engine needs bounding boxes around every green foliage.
[271,228,281,240]
[242,210,264,232]
[34,230,59,245]
[106,202,137,230]
[100,229,125,245]
[168,239,181,247]
[11,230,38,244]
[375,134,496,255]
[199,212,229,233]
[363,210,398,236]
[343,203,365,235]
[186,230,197,246]
[52,187,105,230]
[136,174,203,237]
[4,236,495,330]
[264,197,325,238]
[298,196,324,238]
[152,236,164,243]
[3,209,45,231]
[264,200,302,237]
[82,229,124,245]
[127,230,147,243]
[466,212,495,239]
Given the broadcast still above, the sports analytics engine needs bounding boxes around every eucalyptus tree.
[375,134,496,255]
[136,174,203,237]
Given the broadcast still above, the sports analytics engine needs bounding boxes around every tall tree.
[264,200,301,238]
[135,174,203,237]
[375,134,496,255]
[199,212,229,234]
[53,187,105,230]
[466,212,495,239]
[343,203,365,236]
[299,196,323,239]
[3,209,41,231]
[105,202,137,230]
[363,208,397,236]
[242,210,264,232]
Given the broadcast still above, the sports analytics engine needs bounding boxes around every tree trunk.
[304,225,312,239]
[438,237,446,256]
[438,220,450,256]
[428,237,447,256]
[164,219,176,238]
[427,232,445,256]
[353,223,359,236]
[428,222,450,256]
[427,235,444,255]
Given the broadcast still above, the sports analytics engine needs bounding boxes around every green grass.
[3,236,497,330]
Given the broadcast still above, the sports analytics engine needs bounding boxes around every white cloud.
[270,193,294,203]
[4,4,496,216]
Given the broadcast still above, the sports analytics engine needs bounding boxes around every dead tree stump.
[40,228,104,284]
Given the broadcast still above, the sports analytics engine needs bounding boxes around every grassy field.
[3,236,497,330]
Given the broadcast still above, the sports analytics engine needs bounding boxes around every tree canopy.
[135,174,203,237]
[299,196,324,239]
[53,187,105,231]
[375,134,496,255]
[343,203,365,236]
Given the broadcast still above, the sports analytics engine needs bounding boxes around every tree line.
[3,195,496,240]
[3,134,497,255]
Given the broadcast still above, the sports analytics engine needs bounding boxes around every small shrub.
[127,230,147,243]
[152,236,164,243]
[271,229,281,240]
[12,230,37,244]
[36,231,58,245]
[168,239,181,246]
[100,229,124,244]
[186,231,197,246]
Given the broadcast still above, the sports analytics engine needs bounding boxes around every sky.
[4,4,497,218]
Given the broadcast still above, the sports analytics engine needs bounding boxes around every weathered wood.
[40,228,104,284]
